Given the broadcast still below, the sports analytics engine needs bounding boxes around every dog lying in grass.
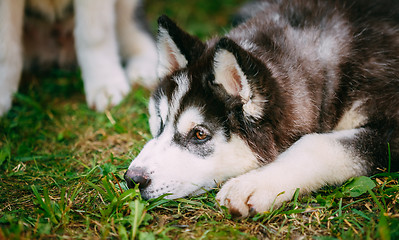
[125,0,399,217]
[0,0,158,115]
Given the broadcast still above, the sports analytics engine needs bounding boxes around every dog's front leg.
[74,0,130,111]
[115,0,158,89]
[217,128,371,217]
[0,0,24,116]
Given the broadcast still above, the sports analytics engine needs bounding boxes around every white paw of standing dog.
[216,168,297,218]
[84,66,130,112]
[126,56,159,90]
[0,93,13,116]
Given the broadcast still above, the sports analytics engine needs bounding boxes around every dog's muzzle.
[124,167,151,190]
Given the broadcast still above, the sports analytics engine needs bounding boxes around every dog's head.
[125,16,279,199]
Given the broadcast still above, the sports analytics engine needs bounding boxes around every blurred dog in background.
[0,0,158,115]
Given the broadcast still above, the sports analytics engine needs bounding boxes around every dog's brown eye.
[195,130,208,140]
[191,127,211,144]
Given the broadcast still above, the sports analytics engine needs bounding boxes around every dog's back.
[228,0,399,155]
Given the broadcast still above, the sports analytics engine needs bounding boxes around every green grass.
[1,0,399,239]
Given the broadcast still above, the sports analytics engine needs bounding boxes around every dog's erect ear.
[157,15,205,78]
[213,38,270,120]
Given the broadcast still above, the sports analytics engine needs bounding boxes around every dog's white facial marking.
[149,73,189,138]
[128,125,215,199]
[217,129,368,217]
[170,73,190,117]
[129,98,259,200]
[159,96,169,124]
[148,97,159,136]
[157,27,188,78]
[129,133,259,199]
[176,108,204,135]
[212,134,260,179]
[334,100,368,131]
[149,93,169,137]
[214,49,264,119]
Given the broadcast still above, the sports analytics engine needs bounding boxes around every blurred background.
[146,0,247,39]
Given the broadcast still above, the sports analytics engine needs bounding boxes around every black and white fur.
[0,0,158,115]
[125,0,399,217]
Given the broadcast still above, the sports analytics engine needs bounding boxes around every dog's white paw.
[0,69,21,117]
[126,56,158,90]
[84,68,130,112]
[0,93,13,116]
[216,169,294,218]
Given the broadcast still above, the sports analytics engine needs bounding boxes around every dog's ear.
[213,38,271,120]
[157,15,205,78]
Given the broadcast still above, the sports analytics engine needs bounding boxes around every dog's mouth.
[124,168,217,200]
[138,183,208,200]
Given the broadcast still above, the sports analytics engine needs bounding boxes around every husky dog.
[0,0,158,115]
[125,0,399,217]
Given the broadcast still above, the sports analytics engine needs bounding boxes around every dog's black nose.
[124,168,151,189]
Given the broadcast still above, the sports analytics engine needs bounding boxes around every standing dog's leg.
[0,0,24,116]
[115,0,158,89]
[74,0,130,111]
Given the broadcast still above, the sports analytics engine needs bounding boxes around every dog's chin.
[140,186,209,201]
[185,188,207,199]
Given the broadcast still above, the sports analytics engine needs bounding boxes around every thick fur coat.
[125,0,399,217]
